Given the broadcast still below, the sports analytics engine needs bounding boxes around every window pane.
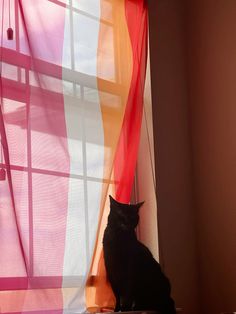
[63,8,72,69]
[3,98,27,167]
[73,12,100,76]
[32,173,70,276]
[31,92,70,173]
[19,1,65,65]
[97,23,115,81]
[2,62,18,81]
[87,180,102,257]
[0,170,28,277]
[63,177,87,276]
[72,0,100,18]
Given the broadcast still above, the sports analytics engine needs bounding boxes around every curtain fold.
[0,0,148,312]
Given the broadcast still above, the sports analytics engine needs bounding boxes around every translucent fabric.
[0,0,148,312]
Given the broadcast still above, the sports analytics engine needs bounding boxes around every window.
[0,0,153,312]
[0,0,121,286]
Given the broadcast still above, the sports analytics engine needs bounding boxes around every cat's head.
[108,195,144,230]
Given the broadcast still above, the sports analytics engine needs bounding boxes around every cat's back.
[134,241,174,305]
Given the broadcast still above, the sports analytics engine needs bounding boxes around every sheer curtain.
[0,0,147,312]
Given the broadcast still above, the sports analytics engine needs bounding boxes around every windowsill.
[86,310,183,314]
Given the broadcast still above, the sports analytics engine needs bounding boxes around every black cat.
[103,195,176,314]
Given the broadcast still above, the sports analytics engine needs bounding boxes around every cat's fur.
[103,195,176,314]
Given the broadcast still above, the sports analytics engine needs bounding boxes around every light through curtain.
[0,0,148,313]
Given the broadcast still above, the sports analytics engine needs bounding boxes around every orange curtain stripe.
[86,0,133,310]
[86,0,148,311]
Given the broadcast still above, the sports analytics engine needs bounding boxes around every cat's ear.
[136,201,144,211]
[109,195,116,205]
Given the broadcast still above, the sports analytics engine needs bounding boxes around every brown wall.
[149,0,236,313]
[148,1,199,313]
[188,1,236,313]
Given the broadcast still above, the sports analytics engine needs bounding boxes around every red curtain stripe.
[114,0,148,202]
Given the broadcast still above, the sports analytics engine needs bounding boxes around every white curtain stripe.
[62,2,103,311]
